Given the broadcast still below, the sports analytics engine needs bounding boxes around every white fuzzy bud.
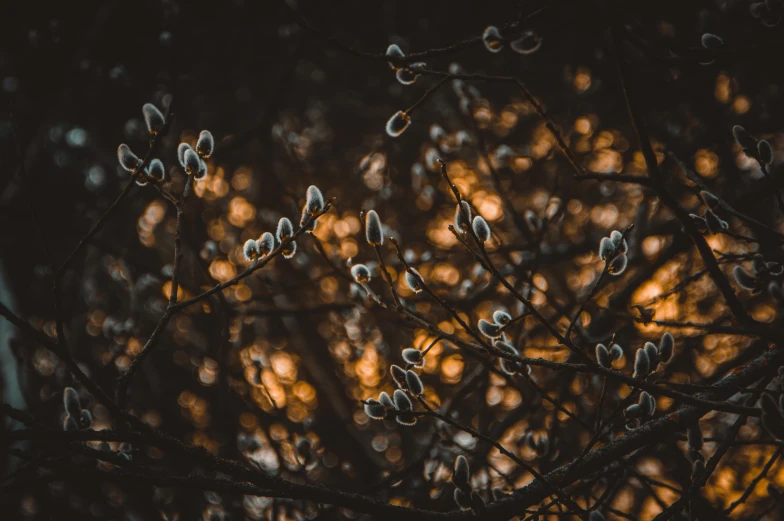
[365,210,384,246]
[183,148,201,176]
[633,348,650,378]
[455,201,472,232]
[404,268,423,293]
[492,310,512,326]
[276,217,294,242]
[117,144,140,172]
[472,216,491,242]
[386,111,411,138]
[478,319,502,338]
[453,455,470,489]
[351,264,371,283]
[142,103,165,134]
[405,370,424,395]
[402,348,424,366]
[482,26,504,53]
[146,159,166,181]
[596,343,611,368]
[243,239,261,262]
[392,389,412,411]
[608,253,628,275]
[63,387,81,417]
[658,332,674,363]
[304,185,325,215]
[258,232,275,255]
[196,130,214,158]
[390,365,407,388]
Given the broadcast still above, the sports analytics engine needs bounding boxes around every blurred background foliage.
[2,0,784,520]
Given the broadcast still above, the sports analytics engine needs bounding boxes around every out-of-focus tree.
[2,1,784,520]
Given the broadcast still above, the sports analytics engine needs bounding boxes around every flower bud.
[510,30,542,55]
[183,148,201,176]
[258,232,275,255]
[478,319,501,338]
[608,253,628,275]
[492,310,512,326]
[405,370,424,395]
[609,344,624,360]
[453,455,470,489]
[596,343,611,368]
[276,217,294,242]
[402,348,424,366]
[758,139,774,164]
[732,125,758,159]
[392,389,413,411]
[351,263,371,284]
[281,241,297,259]
[196,130,214,158]
[700,190,720,209]
[455,201,472,232]
[404,268,423,293]
[472,216,491,242]
[146,159,166,181]
[142,103,165,134]
[644,342,659,369]
[599,237,614,261]
[304,185,325,215]
[63,387,81,417]
[482,26,504,53]
[454,488,471,510]
[117,144,140,172]
[733,266,757,290]
[386,111,411,138]
[633,348,650,378]
[177,143,192,167]
[364,399,386,420]
[63,415,79,432]
[391,364,407,388]
[639,391,655,416]
[378,391,395,409]
[658,332,674,363]
[243,239,261,262]
[700,33,724,49]
[365,210,384,246]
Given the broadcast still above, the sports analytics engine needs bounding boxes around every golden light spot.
[732,95,751,115]
[574,67,592,92]
[210,259,237,283]
[227,196,256,227]
[695,149,719,178]
[441,355,464,384]
[575,117,592,135]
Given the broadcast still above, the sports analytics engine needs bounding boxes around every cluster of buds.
[734,254,783,292]
[598,230,629,275]
[481,26,542,55]
[62,387,92,431]
[452,455,485,512]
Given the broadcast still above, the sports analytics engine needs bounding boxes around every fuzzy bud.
[633,348,650,378]
[146,159,166,182]
[243,239,261,262]
[510,30,542,55]
[453,455,470,489]
[365,210,384,246]
[608,253,628,275]
[610,230,628,253]
[472,216,491,242]
[700,33,724,49]
[391,364,407,388]
[598,237,614,261]
[351,264,371,284]
[402,348,424,366]
[183,148,201,176]
[596,343,611,368]
[142,103,165,134]
[304,185,325,215]
[63,415,79,432]
[386,111,411,138]
[733,266,757,290]
[117,144,140,172]
[758,140,774,164]
[455,201,472,232]
[478,319,502,338]
[177,143,192,168]
[196,130,214,158]
[639,391,655,416]
[732,125,758,158]
[364,399,386,420]
[644,342,659,369]
[63,387,81,417]
[492,310,512,326]
[258,232,275,255]
[609,344,624,360]
[392,389,413,411]
[276,217,294,243]
[658,332,674,363]
[405,268,423,293]
[405,370,424,395]
[281,241,297,259]
[79,409,93,428]
[482,26,504,53]
[378,391,395,409]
